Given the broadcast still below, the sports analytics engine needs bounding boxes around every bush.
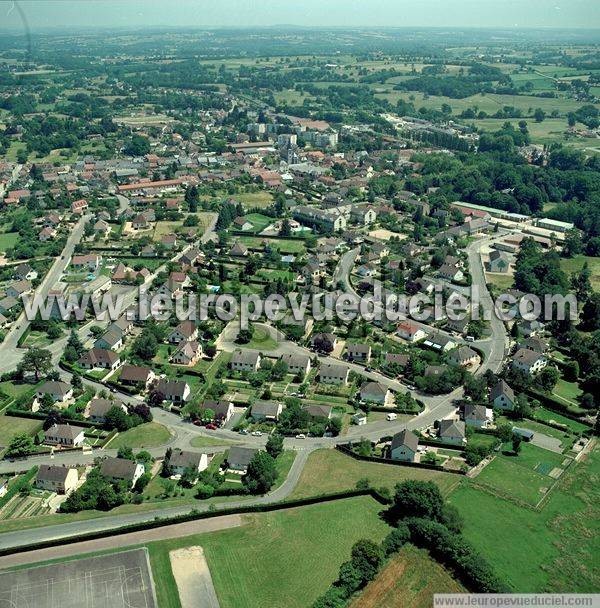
[195,483,215,499]
[382,522,410,556]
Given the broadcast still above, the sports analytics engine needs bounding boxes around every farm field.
[349,544,465,608]
[106,422,172,450]
[449,442,599,592]
[289,448,459,499]
[147,495,391,608]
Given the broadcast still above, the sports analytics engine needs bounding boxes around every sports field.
[0,548,157,608]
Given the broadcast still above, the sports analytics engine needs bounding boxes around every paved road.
[0,514,243,569]
[0,446,313,551]
[0,229,508,549]
[0,213,92,371]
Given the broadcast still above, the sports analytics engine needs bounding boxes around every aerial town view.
[0,1,598,607]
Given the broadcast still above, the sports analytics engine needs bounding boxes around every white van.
[386,413,398,421]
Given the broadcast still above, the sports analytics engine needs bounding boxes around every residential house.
[438,264,464,282]
[44,424,85,447]
[447,346,481,368]
[87,397,127,423]
[438,419,467,445]
[463,403,493,429]
[166,448,208,477]
[279,353,311,377]
[490,380,516,411]
[251,400,284,422]
[226,446,259,473]
[390,430,418,462]
[230,349,261,373]
[71,199,88,214]
[94,329,123,351]
[170,341,202,366]
[168,321,198,344]
[423,332,456,352]
[319,363,349,385]
[522,337,549,353]
[229,241,249,257]
[347,343,371,363]
[488,250,510,273]
[0,296,19,315]
[233,217,254,231]
[119,364,155,389]
[36,465,79,494]
[5,280,32,299]
[304,404,333,420]
[397,321,427,343]
[311,332,337,352]
[78,348,121,371]
[36,381,73,404]
[199,400,235,424]
[99,457,144,489]
[71,254,101,272]
[511,348,547,375]
[360,382,393,406]
[155,379,191,403]
[384,353,409,370]
[39,226,57,241]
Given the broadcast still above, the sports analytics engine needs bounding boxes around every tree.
[533,108,546,122]
[536,366,560,392]
[6,433,36,457]
[105,406,132,432]
[496,422,513,443]
[237,328,253,344]
[581,293,600,331]
[18,347,52,380]
[117,446,134,460]
[242,451,278,494]
[391,480,444,522]
[71,373,82,390]
[180,465,199,488]
[512,434,522,455]
[350,539,383,584]
[66,329,85,357]
[265,432,284,458]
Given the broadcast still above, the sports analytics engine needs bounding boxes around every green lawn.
[147,495,391,608]
[244,325,278,351]
[553,378,583,406]
[497,416,574,450]
[189,435,238,448]
[534,407,590,434]
[0,415,42,452]
[449,443,600,592]
[106,422,172,450]
[0,232,19,252]
[559,255,600,292]
[242,213,273,233]
[290,448,459,499]
[475,443,569,506]
[486,272,514,292]
[235,191,274,209]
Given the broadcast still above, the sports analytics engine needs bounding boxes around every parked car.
[251,431,262,437]
[295,433,306,439]
[206,423,217,430]
[238,429,248,435]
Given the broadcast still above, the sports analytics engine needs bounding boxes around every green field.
[147,495,391,608]
[189,435,238,448]
[559,255,600,292]
[238,236,307,254]
[449,443,599,592]
[475,443,568,505]
[235,191,274,209]
[106,422,172,450]
[553,378,583,406]
[534,407,591,434]
[290,448,459,499]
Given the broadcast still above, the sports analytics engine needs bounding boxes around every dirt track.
[0,513,243,570]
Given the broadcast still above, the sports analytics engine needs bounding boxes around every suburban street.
[0,223,510,552]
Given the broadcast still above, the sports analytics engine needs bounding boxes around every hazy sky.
[1,0,598,30]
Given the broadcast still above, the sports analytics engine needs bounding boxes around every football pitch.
[0,548,157,608]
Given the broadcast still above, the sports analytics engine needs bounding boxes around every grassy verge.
[106,422,172,450]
